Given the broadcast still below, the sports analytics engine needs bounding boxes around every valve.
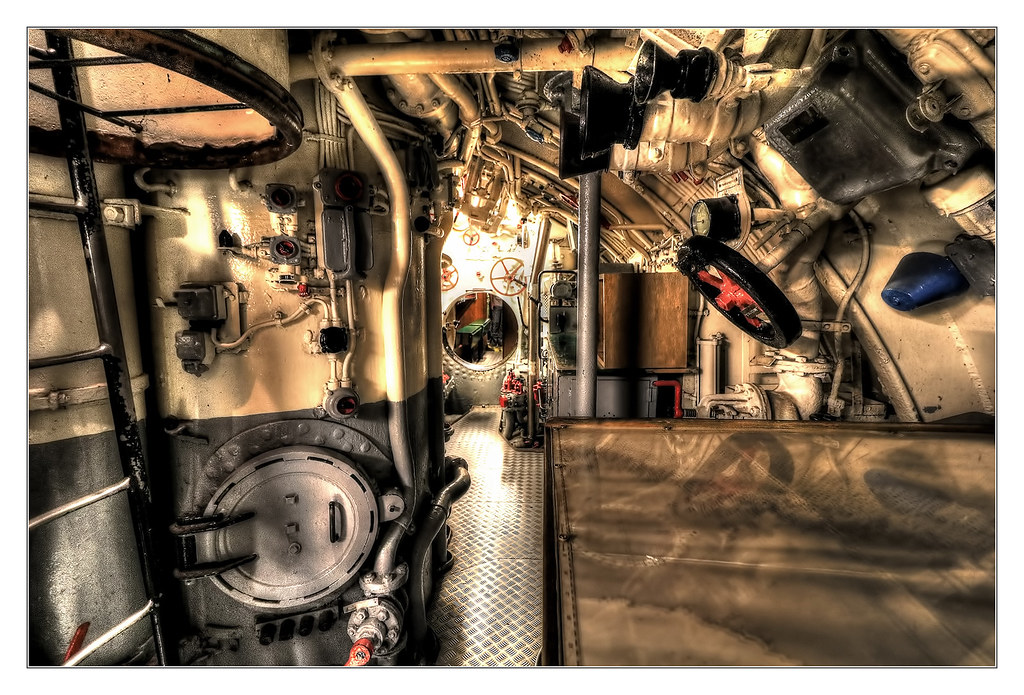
[345,638,374,666]
[675,236,801,349]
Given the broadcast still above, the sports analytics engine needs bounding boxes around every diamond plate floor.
[428,406,544,666]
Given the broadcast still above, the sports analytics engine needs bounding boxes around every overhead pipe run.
[291,37,638,82]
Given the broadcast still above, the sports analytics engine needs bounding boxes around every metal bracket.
[170,511,257,582]
[802,320,851,333]
[101,198,142,228]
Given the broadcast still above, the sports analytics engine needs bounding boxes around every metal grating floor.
[428,406,545,666]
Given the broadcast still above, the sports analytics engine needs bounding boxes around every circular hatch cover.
[202,446,379,609]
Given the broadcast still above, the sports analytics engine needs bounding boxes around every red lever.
[696,269,763,328]
[64,622,90,664]
[345,638,374,666]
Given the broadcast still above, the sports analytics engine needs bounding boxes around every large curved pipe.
[408,458,471,654]
[313,34,416,576]
[291,37,638,82]
[430,73,500,139]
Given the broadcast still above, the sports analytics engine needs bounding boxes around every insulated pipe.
[575,172,601,418]
[313,34,417,577]
[290,37,638,82]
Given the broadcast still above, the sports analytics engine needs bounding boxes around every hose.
[408,458,471,652]
[826,211,871,415]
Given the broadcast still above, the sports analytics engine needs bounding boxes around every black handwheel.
[675,235,802,349]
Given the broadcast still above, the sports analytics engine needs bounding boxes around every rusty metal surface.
[30,29,303,168]
[548,418,995,666]
[428,407,545,666]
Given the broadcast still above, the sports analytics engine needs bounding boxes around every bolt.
[103,206,125,223]
[387,629,399,643]
[944,160,959,170]
[959,107,972,117]
[288,542,302,554]
[917,63,931,75]
[376,609,389,621]
[648,147,663,161]
[416,104,424,114]
[399,100,408,109]
[431,99,441,108]
[388,505,400,513]
[353,610,367,623]
[387,89,396,98]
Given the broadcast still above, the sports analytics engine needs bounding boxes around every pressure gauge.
[690,195,743,242]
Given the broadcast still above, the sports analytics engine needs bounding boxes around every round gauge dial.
[689,195,742,242]
[691,200,712,235]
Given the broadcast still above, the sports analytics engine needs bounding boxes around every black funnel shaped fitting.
[634,42,720,104]
[580,66,646,155]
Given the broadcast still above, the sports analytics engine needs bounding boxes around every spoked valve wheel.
[463,230,480,246]
[675,236,802,349]
[440,265,459,291]
[490,257,527,296]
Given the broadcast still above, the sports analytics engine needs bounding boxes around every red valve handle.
[345,638,374,666]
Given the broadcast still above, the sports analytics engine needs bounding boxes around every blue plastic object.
[881,252,969,311]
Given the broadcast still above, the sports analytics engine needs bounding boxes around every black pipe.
[408,458,471,659]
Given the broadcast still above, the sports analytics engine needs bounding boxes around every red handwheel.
[490,257,527,296]
[441,265,459,291]
[463,230,480,246]
[675,235,802,349]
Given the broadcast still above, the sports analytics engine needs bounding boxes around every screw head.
[288,542,302,554]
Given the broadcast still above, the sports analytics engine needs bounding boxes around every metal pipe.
[133,168,175,196]
[408,458,471,652]
[29,477,131,531]
[653,380,684,418]
[696,334,723,405]
[816,258,921,422]
[291,37,638,82]
[756,207,834,274]
[62,601,154,667]
[313,33,417,577]
[341,279,358,386]
[575,172,601,418]
[527,215,552,440]
[430,73,500,139]
[211,301,316,350]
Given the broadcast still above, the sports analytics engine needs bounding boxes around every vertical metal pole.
[45,32,167,664]
[574,172,601,418]
[527,216,551,440]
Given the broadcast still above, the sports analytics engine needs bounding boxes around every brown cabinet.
[598,272,690,371]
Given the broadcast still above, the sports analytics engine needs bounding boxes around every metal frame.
[28,31,168,665]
